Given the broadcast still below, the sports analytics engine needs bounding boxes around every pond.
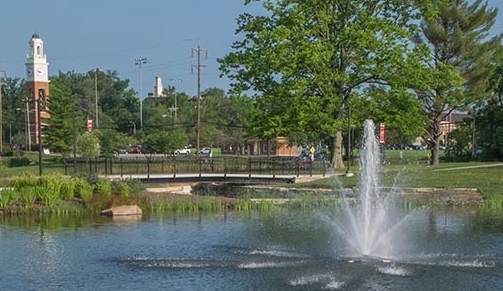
[1,207,503,291]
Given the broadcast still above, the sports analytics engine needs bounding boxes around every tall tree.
[1,77,26,146]
[414,0,500,165]
[43,85,74,161]
[219,0,433,169]
[475,44,503,160]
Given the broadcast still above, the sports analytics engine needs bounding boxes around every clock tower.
[25,33,50,147]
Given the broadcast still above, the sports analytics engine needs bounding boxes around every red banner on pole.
[87,119,93,132]
[379,123,385,144]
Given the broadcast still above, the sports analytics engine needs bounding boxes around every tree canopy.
[219,0,434,169]
[414,0,501,165]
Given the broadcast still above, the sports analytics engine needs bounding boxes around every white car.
[174,147,191,155]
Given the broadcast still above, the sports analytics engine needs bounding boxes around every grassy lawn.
[295,151,503,201]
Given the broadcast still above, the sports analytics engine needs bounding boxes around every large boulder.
[101,205,142,216]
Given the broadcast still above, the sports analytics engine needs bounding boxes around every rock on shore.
[101,205,142,216]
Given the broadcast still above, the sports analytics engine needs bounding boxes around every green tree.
[1,77,27,147]
[44,85,73,161]
[219,0,433,169]
[143,128,187,157]
[220,94,258,154]
[77,132,100,161]
[476,50,503,160]
[96,129,135,157]
[414,0,501,165]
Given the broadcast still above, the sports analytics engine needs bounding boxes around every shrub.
[96,179,112,197]
[115,180,130,197]
[8,157,32,167]
[59,179,75,200]
[10,173,38,191]
[19,187,38,207]
[36,184,60,208]
[124,179,145,194]
[0,188,19,208]
[38,174,63,195]
[74,177,94,203]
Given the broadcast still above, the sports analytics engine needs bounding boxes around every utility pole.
[134,57,147,129]
[191,46,207,160]
[95,68,99,128]
[0,68,4,153]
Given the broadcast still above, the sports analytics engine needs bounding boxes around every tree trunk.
[430,117,441,166]
[331,131,345,170]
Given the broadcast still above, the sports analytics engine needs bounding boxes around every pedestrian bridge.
[104,173,298,184]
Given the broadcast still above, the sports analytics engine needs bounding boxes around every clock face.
[37,68,44,76]
[27,69,33,76]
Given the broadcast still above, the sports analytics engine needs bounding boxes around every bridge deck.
[103,173,298,184]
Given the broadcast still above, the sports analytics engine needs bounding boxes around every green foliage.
[8,157,32,167]
[123,179,145,194]
[1,148,14,157]
[115,180,130,197]
[143,128,187,156]
[38,174,64,196]
[0,188,19,208]
[74,177,94,203]
[44,85,74,161]
[95,178,112,197]
[59,178,75,200]
[445,121,473,162]
[415,0,500,165]
[219,0,433,169]
[0,77,27,146]
[9,173,38,191]
[77,132,101,159]
[36,184,60,208]
[19,187,38,207]
[96,130,136,157]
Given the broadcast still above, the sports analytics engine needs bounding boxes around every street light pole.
[0,69,5,153]
[37,91,45,176]
[94,68,99,128]
[134,57,147,129]
[26,100,31,152]
[72,107,76,173]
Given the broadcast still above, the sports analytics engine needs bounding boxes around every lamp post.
[37,91,45,176]
[134,57,147,129]
[26,100,32,152]
[94,68,99,128]
[72,107,77,173]
[0,69,5,153]
[345,105,353,177]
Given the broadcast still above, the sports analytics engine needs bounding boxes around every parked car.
[115,148,128,155]
[174,147,191,155]
[129,145,143,154]
[200,147,212,155]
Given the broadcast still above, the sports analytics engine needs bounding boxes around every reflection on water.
[1,209,503,290]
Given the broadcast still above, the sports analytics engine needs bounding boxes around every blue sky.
[0,0,263,96]
[1,0,503,97]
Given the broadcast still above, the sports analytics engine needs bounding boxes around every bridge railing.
[66,155,329,178]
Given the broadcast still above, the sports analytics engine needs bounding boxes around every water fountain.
[331,119,404,260]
